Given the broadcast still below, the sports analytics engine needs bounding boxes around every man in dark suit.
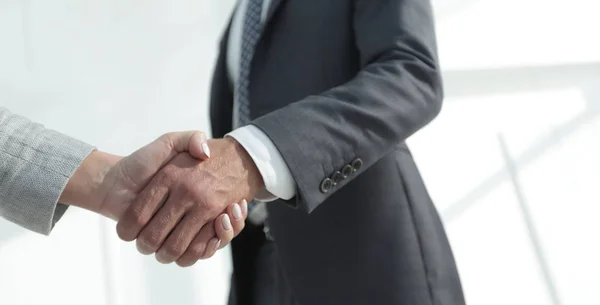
[116,0,466,304]
[210,0,466,304]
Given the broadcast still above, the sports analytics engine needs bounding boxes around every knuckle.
[188,182,207,198]
[158,168,177,185]
[134,217,147,229]
[139,233,161,251]
[179,186,193,199]
[131,210,148,228]
[190,243,207,258]
[185,183,205,201]
[163,245,182,259]
[159,132,173,143]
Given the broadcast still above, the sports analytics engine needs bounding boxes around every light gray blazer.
[0,107,94,235]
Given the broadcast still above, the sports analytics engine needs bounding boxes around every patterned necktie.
[236,0,264,126]
[237,0,267,224]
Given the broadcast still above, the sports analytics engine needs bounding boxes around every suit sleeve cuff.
[226,125,296,201]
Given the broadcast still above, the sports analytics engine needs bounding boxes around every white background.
[1,0,599,304]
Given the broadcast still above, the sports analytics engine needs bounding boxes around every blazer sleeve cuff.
[0,111,95,235]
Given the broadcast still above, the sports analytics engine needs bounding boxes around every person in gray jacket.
[0,107,245,264]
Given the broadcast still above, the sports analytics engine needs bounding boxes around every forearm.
[59,150,122,215]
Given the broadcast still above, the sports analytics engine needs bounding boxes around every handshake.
[61,131,264,267]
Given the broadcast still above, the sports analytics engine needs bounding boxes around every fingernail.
[201,141,211,158]
[232,203,243,220]
[241,199,248,215]
[214,239,221,250]
[222,214,232,231]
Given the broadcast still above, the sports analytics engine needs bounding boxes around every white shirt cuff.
[226,125,296,201]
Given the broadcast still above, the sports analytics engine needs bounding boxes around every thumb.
[161,130,210,161]
[188,131,211,161]
[122,130,209,187]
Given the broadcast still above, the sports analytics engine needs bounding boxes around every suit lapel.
[209,10,237,137]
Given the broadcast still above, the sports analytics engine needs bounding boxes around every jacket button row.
[319,158,363,194]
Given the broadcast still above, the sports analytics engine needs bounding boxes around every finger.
[116,177,170,242]
[241,199,248,218]
[155,212,206,264]
[135,198,189,255]
[215,214,234,250]
[232,200,247,237]
[162,130,206,156]
[188,131,210,160]
[176,221,217,267]
[201,238,221,260]
[219,201,246,250]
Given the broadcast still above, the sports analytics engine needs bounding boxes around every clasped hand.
[93,131,264,267]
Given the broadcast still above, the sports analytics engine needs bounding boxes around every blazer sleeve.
[251,0,442,213]
[0,107,95,235]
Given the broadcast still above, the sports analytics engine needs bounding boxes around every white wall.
[0,1,237,305]
[0,0,598,304]
[416,0,600,304]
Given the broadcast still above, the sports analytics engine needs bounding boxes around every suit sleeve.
[0,107,95,235]
[251,0,442,213]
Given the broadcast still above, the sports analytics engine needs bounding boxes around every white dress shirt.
[225,0,296,201]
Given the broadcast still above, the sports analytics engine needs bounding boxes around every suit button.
[341,165,353,178]
[351,158,363,172]
[319,178,334,193]
[331,171,344,184]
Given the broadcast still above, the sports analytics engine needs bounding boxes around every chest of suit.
[210,0,361,136]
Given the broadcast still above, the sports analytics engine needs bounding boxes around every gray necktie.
[237,0,267,224]
[236,0,264,126]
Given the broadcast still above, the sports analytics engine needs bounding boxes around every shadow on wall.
[434,62,600,305]
[97,220,201,305]
[441,62,600,222]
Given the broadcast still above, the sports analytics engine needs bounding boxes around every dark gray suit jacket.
[210,0,465,304]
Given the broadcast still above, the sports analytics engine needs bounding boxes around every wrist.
[59,150,122,214]
[223,137,265,197]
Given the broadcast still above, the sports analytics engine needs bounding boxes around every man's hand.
[116,137,264,266]
[61,131,247,264]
